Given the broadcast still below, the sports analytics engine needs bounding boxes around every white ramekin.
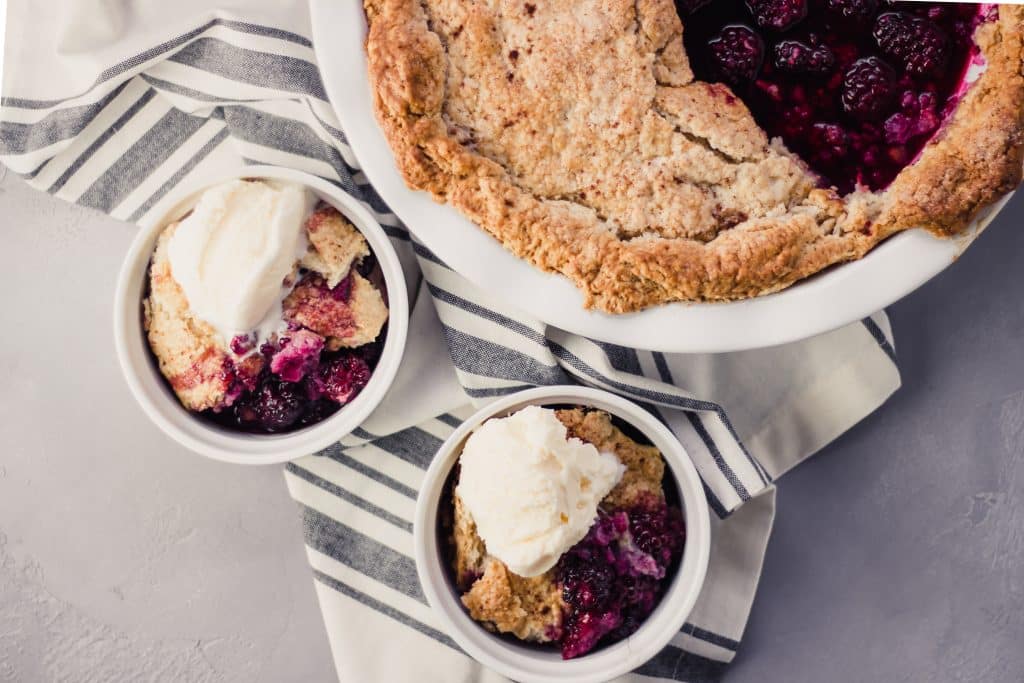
[113,166,409,464]
[414,385,712,683]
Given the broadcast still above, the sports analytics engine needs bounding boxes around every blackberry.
[253,380,305,431]
[319,354,372,404]
[873,12,949,77]
[745,0,808,32]
[808,123,850,164]
[772,40,836,75]
[629,504,685,568]
[824,0,878,24]
[560,558,615,610]
[841,57,898,121]
[560,610,622,660]
[707,25,765,86]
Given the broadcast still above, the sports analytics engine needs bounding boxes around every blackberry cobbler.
[143,179,388,433]
[365,0,1023,311]
[445,407,686,659]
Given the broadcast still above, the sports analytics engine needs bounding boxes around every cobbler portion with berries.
[681,0,992,193]
[445,409,686,659]
[143,205,388,433]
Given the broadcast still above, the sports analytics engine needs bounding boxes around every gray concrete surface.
[0,165,1021,683]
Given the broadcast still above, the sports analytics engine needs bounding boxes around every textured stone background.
[1,168,1021,682]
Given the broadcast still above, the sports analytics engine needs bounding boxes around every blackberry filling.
[204,343,374,434]
[557,500,686,659]
[680,0,989,192]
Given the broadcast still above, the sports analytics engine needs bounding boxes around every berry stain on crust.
[681,0,989,192]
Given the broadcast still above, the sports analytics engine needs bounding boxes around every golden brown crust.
[461,560,564,642]
[300,206,371,287]
[555,408,665,509]
[365,0,1024,312]
[450,408,667,640]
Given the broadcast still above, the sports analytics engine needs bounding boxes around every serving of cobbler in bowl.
[414,386,710,683]
[114,166,409,463]
[364,0,1023,313]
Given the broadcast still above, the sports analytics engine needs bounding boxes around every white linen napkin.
[0,2,901,680]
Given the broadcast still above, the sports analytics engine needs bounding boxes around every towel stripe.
[441,325,569,386]
[301,505,422,601]
[47,86,155,194]
[652,351,771,487]
[126,125,230,222]
[635,644,728,682]
[321,449,418,501]
[0,83,135,155]
[686,412,751,502]
[436,413,464,429]
[682,624,740,652]
[312,569,460,651]
[548,342,722,413]
[426,281,550,347]
[862,317,897,364]
[287,463,413,533]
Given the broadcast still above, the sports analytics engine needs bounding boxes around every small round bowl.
[414,385,712,683]
[113,166,409,464]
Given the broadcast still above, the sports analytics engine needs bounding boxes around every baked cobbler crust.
[365,0,1024,312]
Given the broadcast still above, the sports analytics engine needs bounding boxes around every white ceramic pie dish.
[414,385,711,683]
[113,165,409,464]
[310,0,1014,354]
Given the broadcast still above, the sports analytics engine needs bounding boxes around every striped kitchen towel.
[0,2,901,680]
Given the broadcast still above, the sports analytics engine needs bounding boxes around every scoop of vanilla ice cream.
[167,179,315,343]
[456,405,625,577]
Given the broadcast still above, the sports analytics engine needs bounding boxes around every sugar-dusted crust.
[300,206,371,287]
[556,408,665,510]
[365,0,1024,312]
[451,409,667,641]
[287,205,388,349]
[462,558,564,642]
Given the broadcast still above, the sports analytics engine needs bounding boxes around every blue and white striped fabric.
[0,3,902,680]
